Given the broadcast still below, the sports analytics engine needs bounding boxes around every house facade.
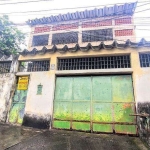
[5,2,150,144]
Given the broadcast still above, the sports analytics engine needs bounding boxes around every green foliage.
[0,15,26,56]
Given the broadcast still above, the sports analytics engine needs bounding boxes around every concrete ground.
[0,123,149,150]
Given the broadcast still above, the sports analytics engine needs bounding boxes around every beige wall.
[17,47,150,127]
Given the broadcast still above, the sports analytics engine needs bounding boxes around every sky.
[0,0,150,49]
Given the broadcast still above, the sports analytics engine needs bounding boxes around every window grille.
[82,29,113,42]
[32,34,49,46]
[52,32,78,45]
[58,55,130,70]
[139,53,150,67]
[0,61,11,73]
[19,60,50,72]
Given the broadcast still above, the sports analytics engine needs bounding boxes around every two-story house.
[8,2,150,142]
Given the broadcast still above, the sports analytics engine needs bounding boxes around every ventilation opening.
[58,55,130,70]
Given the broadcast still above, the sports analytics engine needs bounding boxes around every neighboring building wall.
[0,74,16,122]
[0,56,18,122]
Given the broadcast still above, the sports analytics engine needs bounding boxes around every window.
[52,32,78,45]
[139,53,150,67]
[32,34,49,46]
[82,29,113,42]
[58,55,130,70]
[19,60,50,72]
[0,61,11,73]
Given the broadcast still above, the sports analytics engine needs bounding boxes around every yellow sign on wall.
[17,76,29,90]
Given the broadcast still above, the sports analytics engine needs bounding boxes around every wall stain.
[22,114,51,129]
[137,102,150,147]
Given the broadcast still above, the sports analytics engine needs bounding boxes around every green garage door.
[53,75,137,134]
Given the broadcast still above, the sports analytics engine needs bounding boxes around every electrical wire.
[25,2,149,26]
[1,2,150,44]
[136,29,150,30]
[0,0,149,6]
[0,0,53,5]
[0,1,140,14]
[135,8,150,13]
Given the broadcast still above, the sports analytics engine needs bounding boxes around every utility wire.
[0,0,53,5]
[136,29,150,30]
[0,0,148,5]
[7,16,150,26]
[1,1,149,19]
[135,8,150,13]
[40,3,150,43]
[1,2,150,43]
[0,1,141,14]
[24,2,149,26]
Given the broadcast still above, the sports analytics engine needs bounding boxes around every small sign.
[37,84,43,95]
[50,64,55,70]
[17,76,29,90]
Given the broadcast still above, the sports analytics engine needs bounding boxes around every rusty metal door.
[53,75,136,134]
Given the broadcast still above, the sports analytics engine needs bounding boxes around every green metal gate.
[9,77,28,124]
[53,75,137,134]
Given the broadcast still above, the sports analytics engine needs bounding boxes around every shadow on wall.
[137,102,150,147]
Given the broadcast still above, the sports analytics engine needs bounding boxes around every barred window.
[139,53,150,67]
[58,55,130,70]
[52,32,78,45]
[19,60,50,72]
[0,61,11,73]
[32,34,49,46]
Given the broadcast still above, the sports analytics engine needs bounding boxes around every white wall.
[135,68,150,104]
[23,72,55,128]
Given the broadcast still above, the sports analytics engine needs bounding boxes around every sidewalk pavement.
[0,123,148,150]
